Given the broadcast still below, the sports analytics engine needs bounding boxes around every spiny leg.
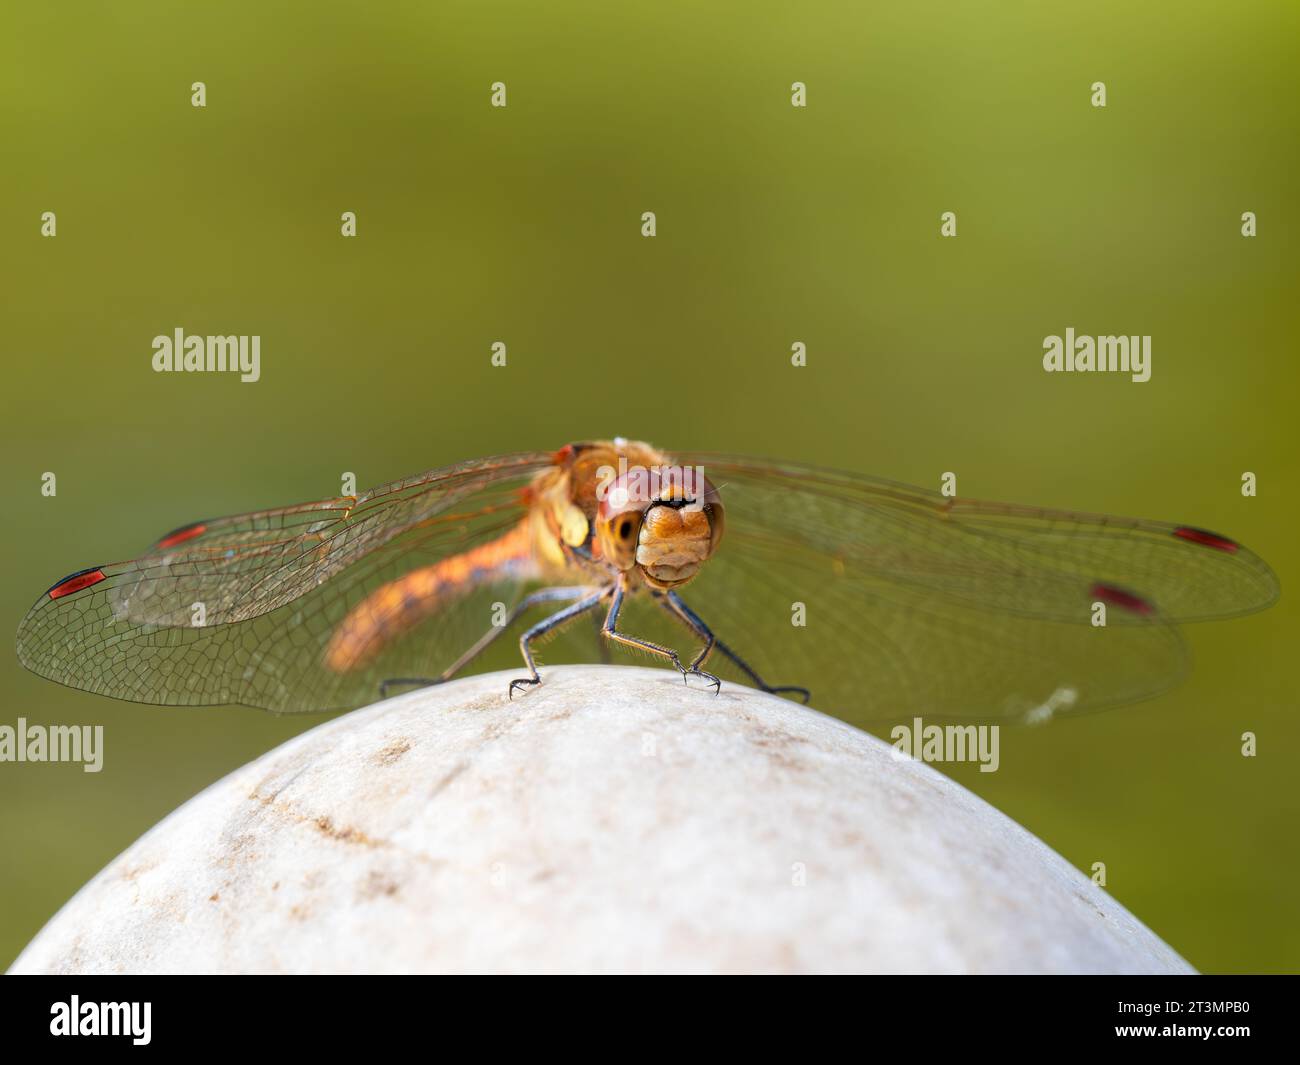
[654,592,715,671]
[509,587,611,699]
[604,583,720,694]
[379,586,597,699]
[658,591,811,704]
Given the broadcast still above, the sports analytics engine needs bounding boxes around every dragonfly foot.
[684,667,722,695]
[508,676,540,700]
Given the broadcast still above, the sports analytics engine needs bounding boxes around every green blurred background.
[2,1,1296,972]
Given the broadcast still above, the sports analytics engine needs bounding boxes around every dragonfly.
[15,439,1278,725]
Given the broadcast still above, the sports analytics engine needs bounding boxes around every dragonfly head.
[595,464,725,589]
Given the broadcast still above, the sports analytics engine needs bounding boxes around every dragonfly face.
[15,439,1279,723]
[592,453,725,590]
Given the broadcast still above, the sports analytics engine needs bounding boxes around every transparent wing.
[16,453,553,712]
[17,447,1279,722]
[666,453,1279,724]
[109,452,550,628]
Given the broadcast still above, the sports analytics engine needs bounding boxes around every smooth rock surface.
[10,665,1193,974]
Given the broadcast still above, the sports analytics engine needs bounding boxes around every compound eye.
[618,517,635,541]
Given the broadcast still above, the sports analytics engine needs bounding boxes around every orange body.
[323,520,535,671]
[324,439,725,671]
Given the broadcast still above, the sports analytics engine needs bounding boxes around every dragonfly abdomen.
[324,520,536,672]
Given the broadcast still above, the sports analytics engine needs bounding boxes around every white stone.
[9,665,1193,974]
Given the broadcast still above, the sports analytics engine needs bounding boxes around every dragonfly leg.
[658,591,811,704]
[379,586,598,699]
[604,583,720,695]
[509,587,612,699]
[648,592,716,673]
